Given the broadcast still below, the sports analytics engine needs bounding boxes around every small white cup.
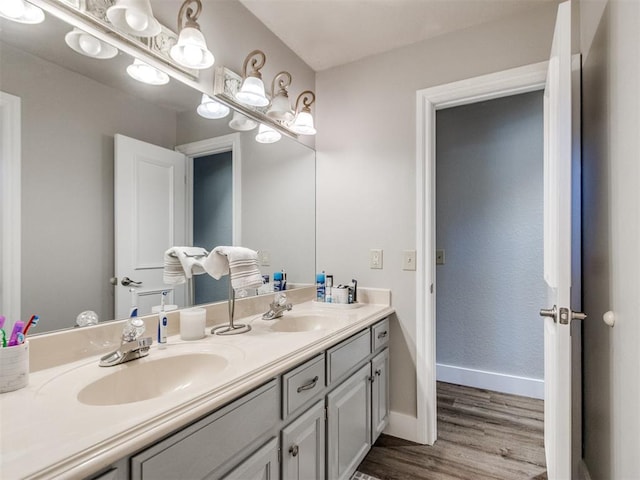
[333,288,350,304]
[0,341,29,393]
[180,308,206,340]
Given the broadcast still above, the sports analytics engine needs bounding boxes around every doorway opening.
[434,92,546,398]
[415,61,549,445]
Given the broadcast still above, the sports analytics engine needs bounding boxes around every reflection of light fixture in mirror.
[170,0,214,69]
[267,71,294,123]
[197,94,230,119]
[228,111,258,131]
[0,0,44,24]
[291,90,317,135]
[65,28,118,59]
[235,50,269,107]
[255,124,281,144]
[106,0,161,38]
[126,59,169,85]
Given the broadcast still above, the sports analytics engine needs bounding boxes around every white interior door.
[114,134,186,318]
[542,2,583,478]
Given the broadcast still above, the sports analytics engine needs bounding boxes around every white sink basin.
[77,353,228,406]
[270,313,347,333]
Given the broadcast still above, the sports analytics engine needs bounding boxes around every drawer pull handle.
[369,376,375,383]
[289,445,299,457]
[377,331,388,339]
[375,369,382,376]
[297,376,319,393]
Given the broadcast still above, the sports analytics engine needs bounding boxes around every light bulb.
[78,34,102,57]
[125,9,148,32]
[182,44,203,66]
[0,0,25,19]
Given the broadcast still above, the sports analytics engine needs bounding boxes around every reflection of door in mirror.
[0,91,22,326]
[114,134,186,319]
[193,152,232,304]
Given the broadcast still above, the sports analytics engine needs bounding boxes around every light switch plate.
[402,250,416,271]
[370,249,383,269]
[436,249,445,265]
[258,250,271,266]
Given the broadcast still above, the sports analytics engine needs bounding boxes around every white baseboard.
[383,410,423,444]
[436,363,544,399]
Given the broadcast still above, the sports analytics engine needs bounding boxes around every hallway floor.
[357,382,547,479]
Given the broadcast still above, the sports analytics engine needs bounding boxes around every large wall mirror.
[0,5,316,334]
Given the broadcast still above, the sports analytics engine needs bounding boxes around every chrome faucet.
[99,316,153,367]
[262,292,293,320]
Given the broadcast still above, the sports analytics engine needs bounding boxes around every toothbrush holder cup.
[0,341,29,393]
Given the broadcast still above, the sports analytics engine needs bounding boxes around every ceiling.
[239,0,558,71]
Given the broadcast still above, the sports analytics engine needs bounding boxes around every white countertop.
[0,300,393,480]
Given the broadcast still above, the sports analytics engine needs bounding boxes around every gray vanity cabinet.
[326,363,373,480]
[371,348,390,442]
[281,400,325,480]
[130,380,279,480]
[222,437,279,480]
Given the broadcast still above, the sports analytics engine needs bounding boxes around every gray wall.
[580,0,640,477]
[316,3,558,419]
[435,91,545,382]
[0,42,177,332]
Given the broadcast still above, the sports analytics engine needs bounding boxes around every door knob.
[121,277,142,286]
[289,445,299,457]
[540,305,586,324]
[109,277,118,286]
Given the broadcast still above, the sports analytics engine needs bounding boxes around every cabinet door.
[371,348,389,442]
[327,363,372,480]
[222,437,279,480]
[281,400,325,480]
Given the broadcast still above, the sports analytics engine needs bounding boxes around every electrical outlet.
[436,249,445,265]
[258,250,271,266]
[403,250,416,271]
[370,249,383,269]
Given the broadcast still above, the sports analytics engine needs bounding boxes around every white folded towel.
[202,246,263,290]
[163,246,208,285]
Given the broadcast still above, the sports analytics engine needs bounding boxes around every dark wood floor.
[357,382,547,480]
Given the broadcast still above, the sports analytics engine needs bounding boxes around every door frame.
[175,133,243,247]
[415,62,548,444]
[0,92,21,323]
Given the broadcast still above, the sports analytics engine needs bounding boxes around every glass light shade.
[106,0,161,38]
[255,124,281,144]
[267,93,294,123]
[228,111,258,131]
[197,94,230,119]
[235,76,269,107]
[290,111,317,135]
[0,0,44,24]
[170,27,214,69]
[126,59,169,85]
[65,29,118,59]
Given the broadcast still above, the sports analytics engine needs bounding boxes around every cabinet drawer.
[372,318,390,352]
[327,329,371,385]
[282,353,325,418]
[130,380,278,480]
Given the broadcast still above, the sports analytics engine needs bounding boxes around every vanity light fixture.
[65,28,118,59]
[290,90,317,135]
[228,111,258,131]
[197,94,230,119]
[266,71,294,123]
[0,0,44,24]
[255,124,281,144]
[170,0,214,70]
[126,58,169,85]
[235,50,269,107]
[106,0,161,38]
